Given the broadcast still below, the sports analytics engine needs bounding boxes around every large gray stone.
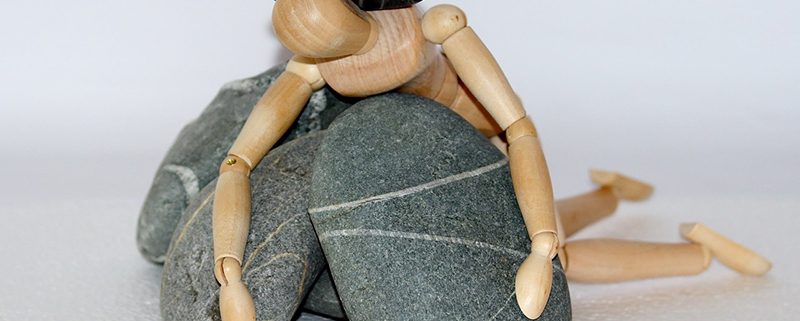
[296,312,338,321]
[161,132,334,321]
[137,63,351,263]
[309,93,571,321]
[302,270,346,319]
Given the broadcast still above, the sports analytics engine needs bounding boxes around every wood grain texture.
[227,72,313,169]
[317,6,437,97]
[556,188,619,238]
[285,57,326,91]
[590,169,654,201]
[506,116,539,141]
[563,240,710,283]
[218,257,257,321]
[273,0,376,58]
[399,53,501,137]
[681,223,772,276]
[515,251,553,319]
[441,26,526,129]
[212,168,252,268]
[507,118,557,240]
[421,4,467,44]
[398,53,456,106]
[212,68,317,321]
[449,80,503,137]
[488,136,508,156]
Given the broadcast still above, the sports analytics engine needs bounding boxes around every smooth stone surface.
[296,312,338,321]
[309,93,571,321]
[161,133,331,321]
[302,270,346,319]
[137,63,351,263]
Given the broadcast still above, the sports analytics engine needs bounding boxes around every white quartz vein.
[163,164,200,198]
[318,228,528,259]
[308,158,508,214]
[489,291,517,320]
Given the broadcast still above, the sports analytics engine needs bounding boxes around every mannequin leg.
[681,223,771,276]
[561,223,772,283]
[561,239,710,283]
[557,188,618,238]
[557,170,654,238]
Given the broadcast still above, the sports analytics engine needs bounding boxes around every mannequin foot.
[680,223,771,276]
[590,169,653,201]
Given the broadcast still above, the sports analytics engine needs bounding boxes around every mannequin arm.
[422,5,557,319]
[213,57,324,321]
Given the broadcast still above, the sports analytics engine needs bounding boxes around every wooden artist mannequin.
[210,1,772,320]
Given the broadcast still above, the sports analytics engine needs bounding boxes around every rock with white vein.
[136,63,351,263]
[309,94,571,321]
[161,132,341,321]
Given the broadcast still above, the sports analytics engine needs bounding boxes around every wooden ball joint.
[421,5,467,44]
[202,1,773,320]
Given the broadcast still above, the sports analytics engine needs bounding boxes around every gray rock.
[296,312,338,321]
[302,270,346,319]
[137,63,351,263]
[309,93,571,321]
[161,133,330,321]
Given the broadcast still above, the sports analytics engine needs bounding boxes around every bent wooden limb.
[212,57,324,321]
[557,170,652,238]
[556,188,618,239]
[681,223,772,276]
[423,5,558,319]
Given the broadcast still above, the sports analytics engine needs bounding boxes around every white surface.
[1,1,798,320]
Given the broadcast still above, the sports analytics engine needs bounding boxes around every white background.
[0,1,798,320]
